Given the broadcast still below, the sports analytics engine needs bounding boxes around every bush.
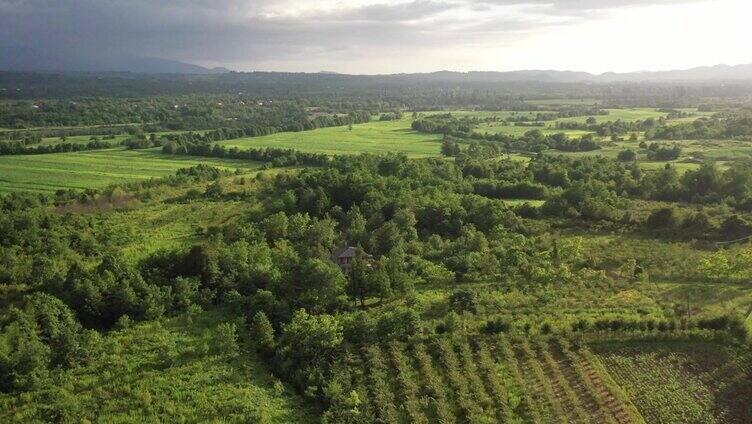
[646,207,678,230]
[617,149,636,161]
[449,290,477,314]
[482,318,510,334]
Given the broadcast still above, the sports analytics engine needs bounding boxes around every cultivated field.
[594,340,752,423]
[0,148,260,193]
[350,336,645,423]
[217,117,443,157]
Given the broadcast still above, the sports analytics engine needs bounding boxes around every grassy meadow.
[0,148,261,193]
[0,309,318,423]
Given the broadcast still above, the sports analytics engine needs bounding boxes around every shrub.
[212,322,239,356]
[617,149,637,161]
[646,207,678,230]
[482,318,510,334]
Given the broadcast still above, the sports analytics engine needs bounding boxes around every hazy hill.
[0,46,229,74]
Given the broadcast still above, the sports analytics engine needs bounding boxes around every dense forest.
[4,70,752,106]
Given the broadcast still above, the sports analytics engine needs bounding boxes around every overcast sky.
[1,0,750,74]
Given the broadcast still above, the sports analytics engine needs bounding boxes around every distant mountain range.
[1,46,752,81]
[394,64,752,83]
[0,46,229,74]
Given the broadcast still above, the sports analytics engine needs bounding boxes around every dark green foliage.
[412,114,475,136]
[543,181,624,221]
[646,207,678,230]
[0,293,94,392]
[719,215,752,239]
[0,138,117,155]
[277,309,344,387]
[650,112,752,140]
[441,137,462,156]
[250,311,276,354]
[617,149,637,161]
[646,143,681,161]
[449,290,477,313]
[56,254,169,328]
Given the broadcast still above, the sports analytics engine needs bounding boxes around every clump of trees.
[650,113,752,140]
[163,142,330,167]
[0,139,116,155]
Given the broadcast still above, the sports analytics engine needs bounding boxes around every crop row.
[346,336,647,424]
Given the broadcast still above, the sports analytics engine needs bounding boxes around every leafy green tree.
[449,290,477,313]
[212,322,239,356]
[720,215,752,239]
[382,250,412,295]
[299,258,347,312]
[0,313,51,392]
[682,162,722,201]
[250,311,275,354]
[375,307,421,340]
[369,261,392,304]
[393,208,418,242]
[371,221,403,255]
[346,251,371,307]
[279,309,343,366]
[441,137,460,156]
[344,207,368,247]
[263,212,289,240]
[699,251,731,281]
[204,180,224,198]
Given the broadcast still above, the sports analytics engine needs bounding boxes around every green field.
[556,108,667,124]
[0,148,260,193]
[36,129,200,146]
[218,117,443,157]
[474,122,592,137]
[425,109,592,138]
[430,110,553,119]
[526,98,600,106]
[548,137,752,173]
[438,108,710,139]
[0,110,729,195]
[38,134,131,146]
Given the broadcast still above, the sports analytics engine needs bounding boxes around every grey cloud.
[0,0,707,70]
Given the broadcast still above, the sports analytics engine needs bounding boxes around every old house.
[331,246,372,274]
[331,246,357,274]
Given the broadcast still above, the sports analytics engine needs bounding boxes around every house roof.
[332,246,358,258]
